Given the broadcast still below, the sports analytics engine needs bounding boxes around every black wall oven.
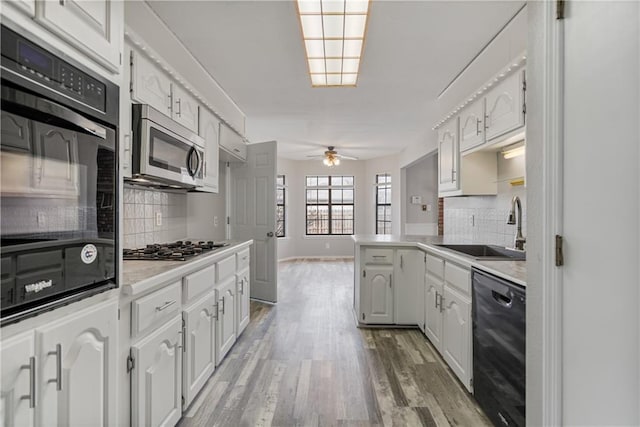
[1,24,119,325]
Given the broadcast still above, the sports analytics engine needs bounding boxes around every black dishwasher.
[472,269,525,427]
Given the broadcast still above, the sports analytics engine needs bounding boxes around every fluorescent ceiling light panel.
[297,0,370,87]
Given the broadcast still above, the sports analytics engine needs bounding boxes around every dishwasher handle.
[491,290,513,308]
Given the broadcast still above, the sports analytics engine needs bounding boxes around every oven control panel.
[1,25,107,113]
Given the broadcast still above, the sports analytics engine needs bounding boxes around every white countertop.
[352,234,526,287]
[122,240,253,296]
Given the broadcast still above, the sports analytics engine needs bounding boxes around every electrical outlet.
[325,242,330,249]
[37,211,46,228]
[213,216,219,227]
[469,215,475,227]
[155,212,162,226]
[427,204,432,212]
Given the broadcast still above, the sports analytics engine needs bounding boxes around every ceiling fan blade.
[305,155,325,159]
[337,154,359,160]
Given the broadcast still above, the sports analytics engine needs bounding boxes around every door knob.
[267,231,274,237]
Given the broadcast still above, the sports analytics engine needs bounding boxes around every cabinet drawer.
[216,255,236,283]
[183,265,215,304]
[364,248,394,265]
[444,262,471,295]
[426,254,444,279]
[132,281,182,337]
[236,249,250,271]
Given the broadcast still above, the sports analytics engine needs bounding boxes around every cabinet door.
[1,332,35,427]
[131,315,182,427]
[219,123,246,161]
[131,49,173,117]
[182,292,217,408]
[236,268,250,335]
[172,85,199,133]
[198,108,220,193]
[394,250,423,325]
[438,120,459,193]
[362,266,393,324]
[442,286,472,391]
[216,277,236,364]
[36,300,117,426]
[35,0,122,71]
[424,274,444,353]
[485,69,526,141]
[459,100,485,152]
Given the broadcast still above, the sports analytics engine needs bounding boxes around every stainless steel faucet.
[507,196,526,250]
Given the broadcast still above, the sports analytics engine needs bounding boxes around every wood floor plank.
[179,260,490,427]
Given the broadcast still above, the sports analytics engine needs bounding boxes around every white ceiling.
[147,0,525,160]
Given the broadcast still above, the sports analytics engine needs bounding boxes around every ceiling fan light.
[323,157,331,166]
[334,157,340,165]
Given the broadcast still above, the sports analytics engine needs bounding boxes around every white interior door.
[230,141,277,302]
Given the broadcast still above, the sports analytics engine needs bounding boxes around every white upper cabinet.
[35,0,123,72]
[36,300,118,426]
[6,0,35,17]
[219,123,246,161]
[484,68,526,141]
[459,99,485,152]
[1,331,36,427]
[171,84,199,134]
[130,48,173,117]
[438,120,459,193]
[198,108,220,193]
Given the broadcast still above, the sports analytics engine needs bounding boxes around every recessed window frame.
[276,175,286,238]
[375,173,392,235]
[305,175,355,236]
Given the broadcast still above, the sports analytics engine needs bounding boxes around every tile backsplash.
[444,193,527,248]
[122,186,187,249]
[443,154,527,248]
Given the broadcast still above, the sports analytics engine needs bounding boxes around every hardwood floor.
[179,259,491,427]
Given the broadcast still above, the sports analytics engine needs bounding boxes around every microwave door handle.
[186,146,197,178]
[1,87,107,139]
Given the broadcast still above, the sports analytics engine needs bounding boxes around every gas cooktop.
[123,240,230,261]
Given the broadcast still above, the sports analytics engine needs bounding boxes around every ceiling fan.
[306,146,359,166]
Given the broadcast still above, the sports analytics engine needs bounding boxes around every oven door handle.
[1,86,107,139]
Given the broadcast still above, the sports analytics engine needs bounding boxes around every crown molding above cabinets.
[436,56,527,197]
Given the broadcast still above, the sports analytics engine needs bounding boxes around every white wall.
[277,154,402,259]
[404,154,439,235]
[364,154,402,235]
[276,158,366,259]
[186,161,227,242]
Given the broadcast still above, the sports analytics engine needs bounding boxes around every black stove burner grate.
[123,240,230,261]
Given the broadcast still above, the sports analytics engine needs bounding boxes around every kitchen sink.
[436,244,526,261]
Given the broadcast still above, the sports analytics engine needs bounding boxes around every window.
[276,175,285,237]
[376,173,392,234]
[306,175,354,235]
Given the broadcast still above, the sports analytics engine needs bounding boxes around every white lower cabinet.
[395,249,424,325]
[131,315,183,427]
[236,268,250,336]
[215,276,236,364]
[182,291,217,409]
[442,286,472,391]
[36,299,118,426]
[362,266,394,324]
[1,331,36,427]
[424,272,444,352]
